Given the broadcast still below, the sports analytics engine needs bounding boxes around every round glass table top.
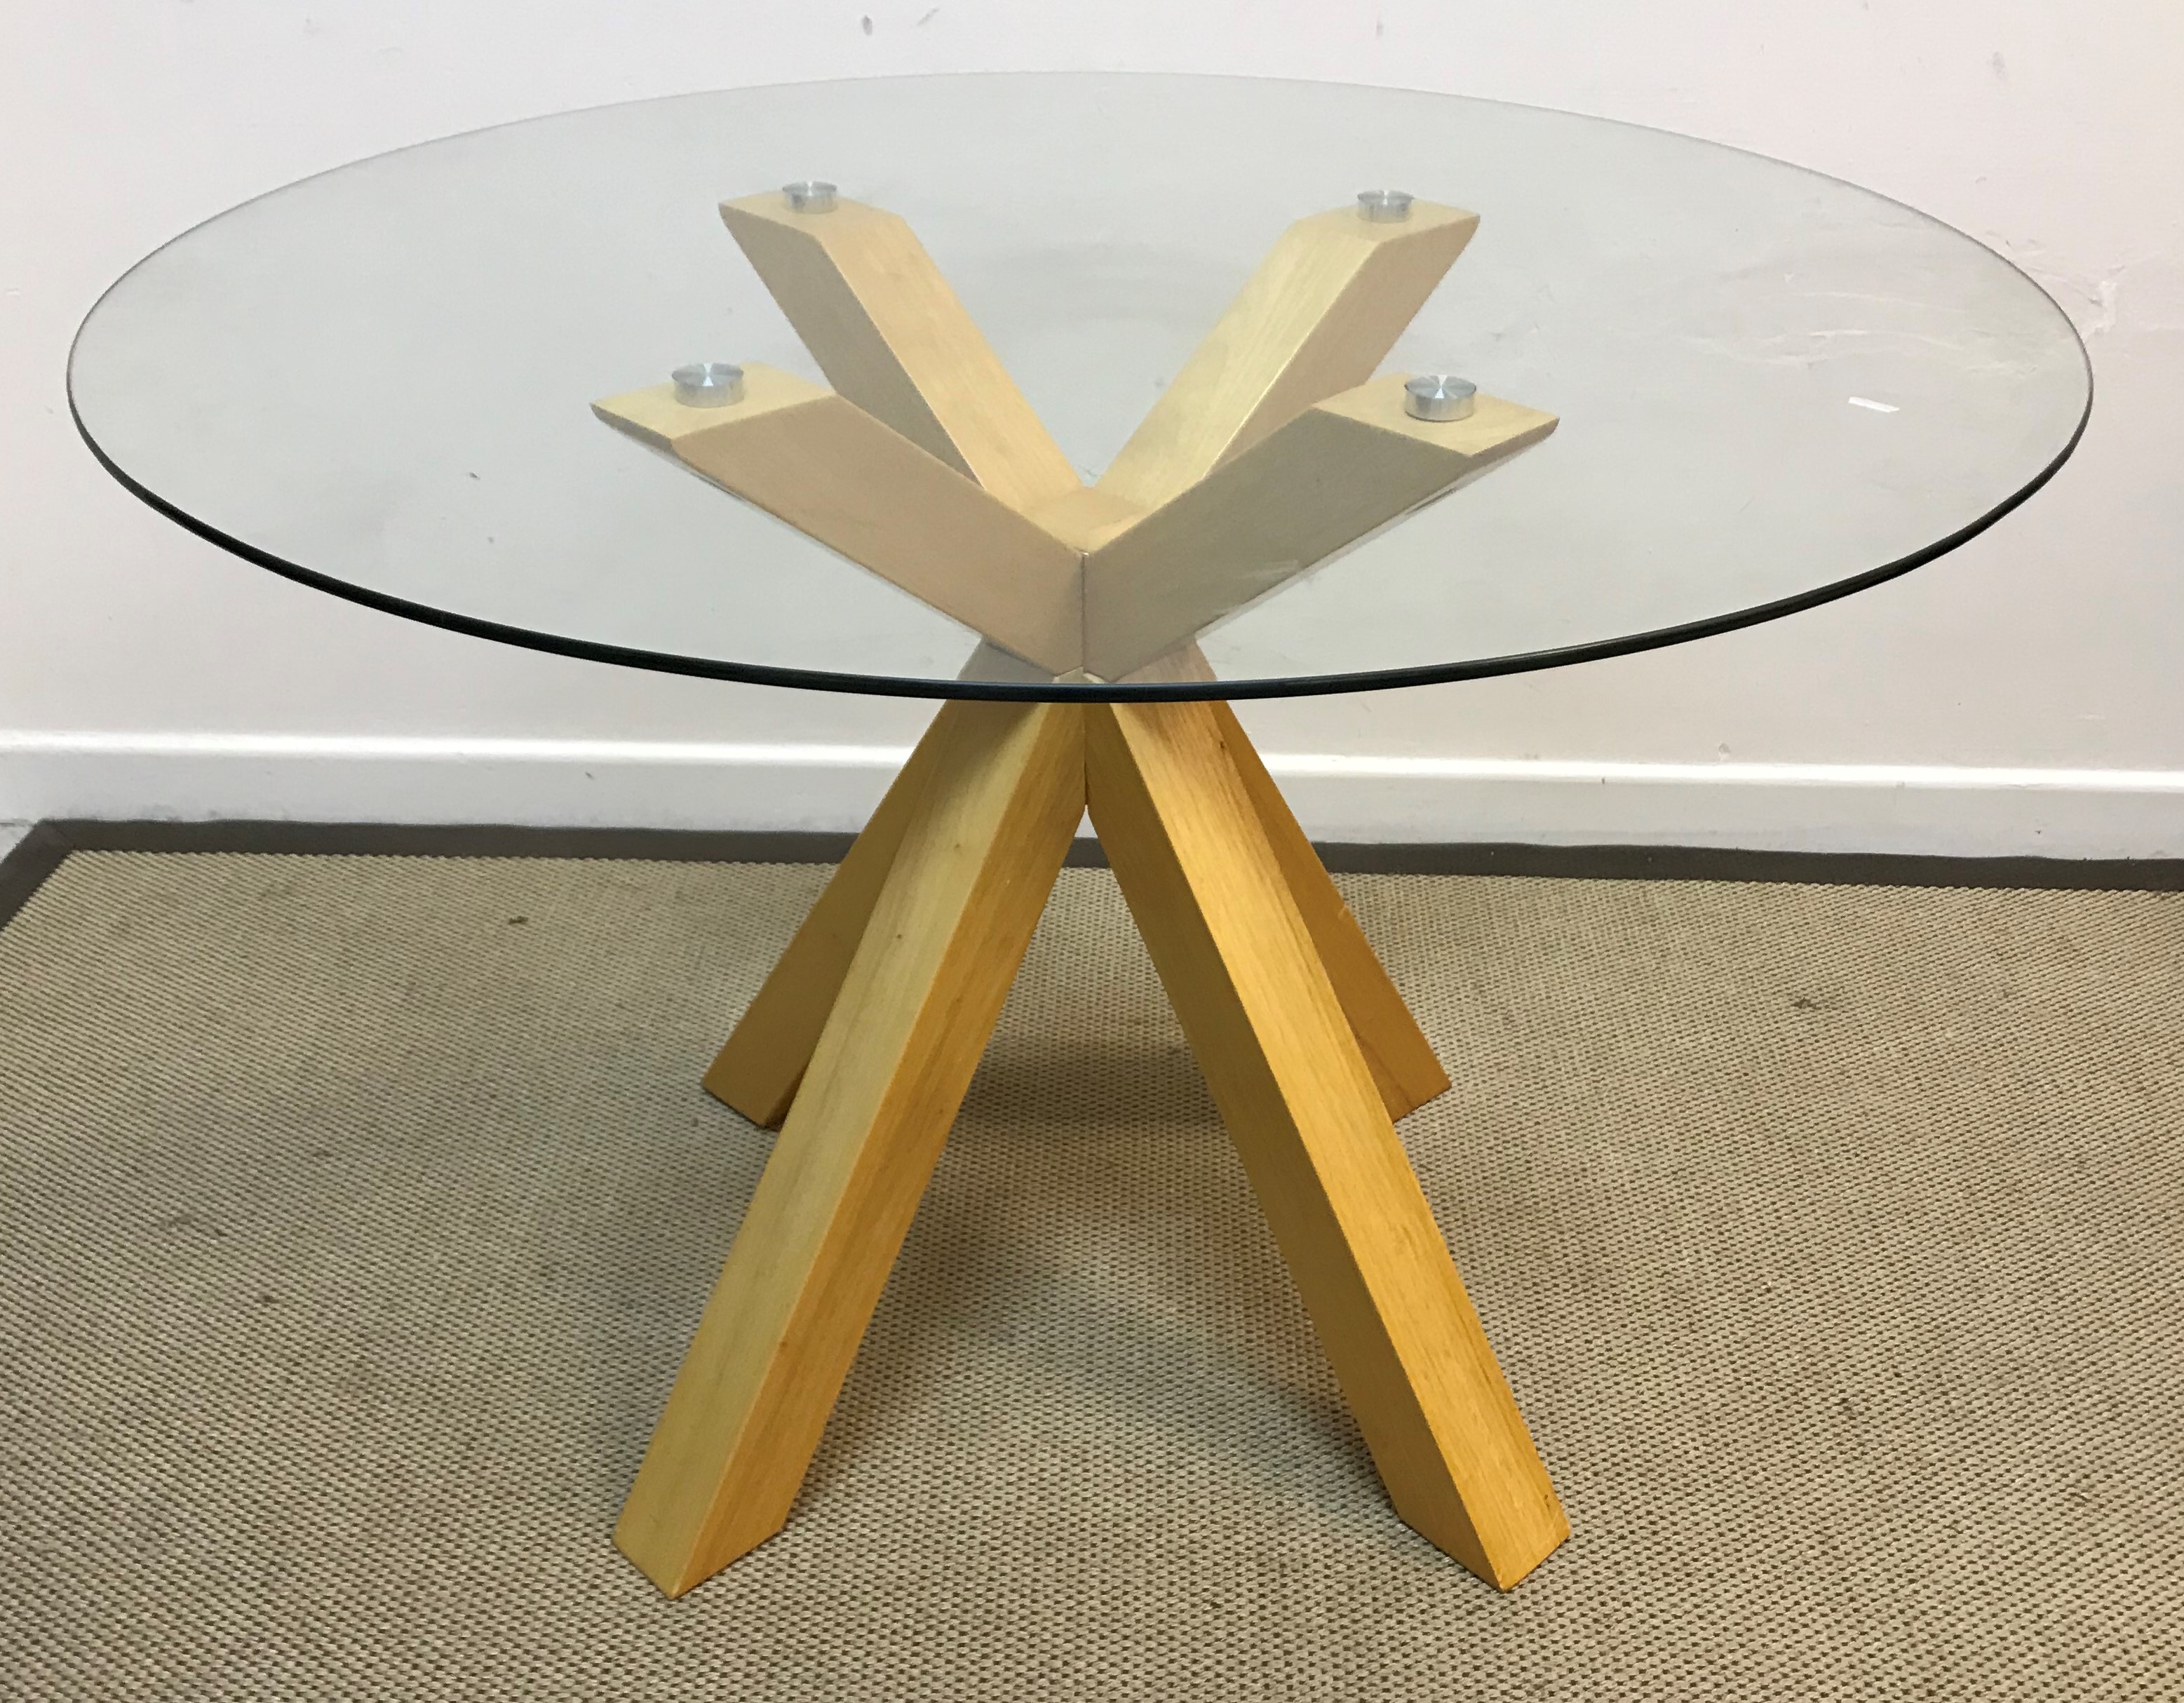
[70,74,2089,701]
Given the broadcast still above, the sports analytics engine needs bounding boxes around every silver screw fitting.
[1357,189,1415,223]
[1403,375,1477,422]
[673,362,746,408]
[782,180,838,213]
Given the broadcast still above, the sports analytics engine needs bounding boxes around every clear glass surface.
[69,74,2090,701]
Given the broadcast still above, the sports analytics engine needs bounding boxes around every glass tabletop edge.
[71,364,2092,705]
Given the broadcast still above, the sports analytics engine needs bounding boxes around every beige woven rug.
[1,851,2179,1699]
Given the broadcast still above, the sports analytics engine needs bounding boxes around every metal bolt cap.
[1403,375,1477,422]
[782,180,838,213]
[1357,189,1415,223]
[673,362,746,408]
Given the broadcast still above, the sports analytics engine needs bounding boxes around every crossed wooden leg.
[1086,702,1567,1587]
[616,700,1083,1595]
[625,699,1565,1599]
[703,700,1447,1133]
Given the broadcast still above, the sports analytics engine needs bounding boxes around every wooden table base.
[615,699,1569,1598]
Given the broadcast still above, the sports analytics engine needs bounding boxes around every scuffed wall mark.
[2035,267,2122,340]
[2030,262,2121,341]
[1989,234,2128,340]
[2081,275,2121,339]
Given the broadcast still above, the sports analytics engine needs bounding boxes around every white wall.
[5,2,2180,853]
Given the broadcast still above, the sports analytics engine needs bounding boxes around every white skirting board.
[2,732,2183,859]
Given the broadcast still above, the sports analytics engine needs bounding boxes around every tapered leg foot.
[1086,699,1566,1589]
[619,701,1084,1596]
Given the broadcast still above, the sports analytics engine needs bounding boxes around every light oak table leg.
[619,700,1084,1597]
[1211,701,1450,1122]
[1085,699,1567,1590]
[701,705,957,1128]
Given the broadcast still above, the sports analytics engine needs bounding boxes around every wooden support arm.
[1098,199,1479,513]
[600,192,1544,687]
[594,365,1084,675]
[1081,375,1556,682]
[720,192,1084,516]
